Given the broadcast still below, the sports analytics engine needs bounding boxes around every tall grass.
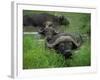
[23,35,90,69]
[23,35,65,69]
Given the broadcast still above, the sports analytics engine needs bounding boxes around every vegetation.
[23,11,91,69]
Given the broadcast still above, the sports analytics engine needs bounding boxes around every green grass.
[23,35,90,69]
[23,11,91,69]
[23,35,65,69]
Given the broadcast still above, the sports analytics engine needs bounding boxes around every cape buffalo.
[23,13,70,32]
[43,26,83,59]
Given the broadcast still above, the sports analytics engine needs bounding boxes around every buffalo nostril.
[63,50,72,59]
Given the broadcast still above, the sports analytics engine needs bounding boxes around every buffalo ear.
[52,29,59,35]
[38,28,45,35]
